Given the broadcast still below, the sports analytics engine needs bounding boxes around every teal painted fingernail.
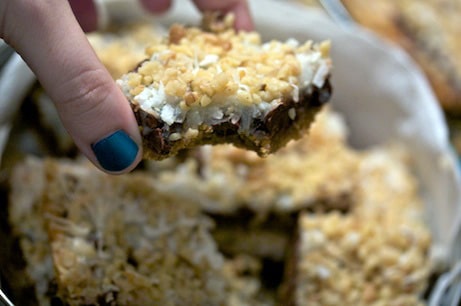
[91,130,139,172]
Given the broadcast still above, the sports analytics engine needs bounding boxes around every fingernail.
[91,130,139,172]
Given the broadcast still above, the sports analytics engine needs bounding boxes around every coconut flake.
[288,108,296,120]
[211,108,224,121]
[289,76,300,102]
[285,38,300,48]
[312,62,330,88]
[169,133,182,141]
[135,83,166,113]
[161,104,176,125]
[297,52,322,87]
[199,54,219,68]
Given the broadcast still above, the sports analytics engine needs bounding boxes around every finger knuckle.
[59,68,114,118]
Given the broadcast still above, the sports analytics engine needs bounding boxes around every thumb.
[0,0,142,174]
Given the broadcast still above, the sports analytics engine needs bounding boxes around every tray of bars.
[1,0,461,305]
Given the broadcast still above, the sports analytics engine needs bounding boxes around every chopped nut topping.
[120,24,331,110]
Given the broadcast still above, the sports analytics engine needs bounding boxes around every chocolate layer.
[131,79,332,160]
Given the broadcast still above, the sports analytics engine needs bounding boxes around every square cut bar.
[152,109,359,215]
[8,158,229,306]
[280,147,432,306]
[117,23,332,160]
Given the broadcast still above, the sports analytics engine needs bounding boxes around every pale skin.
[0,0,253,173]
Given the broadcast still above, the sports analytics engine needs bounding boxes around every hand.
[0,0,253,174]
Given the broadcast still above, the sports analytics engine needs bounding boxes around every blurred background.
[1,1,461,305]
[295,0,461,156]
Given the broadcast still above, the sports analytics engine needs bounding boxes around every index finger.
[1,0,142,173]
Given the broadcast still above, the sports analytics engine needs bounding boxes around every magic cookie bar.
[117,22,332,160]
[7,158,228,306]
